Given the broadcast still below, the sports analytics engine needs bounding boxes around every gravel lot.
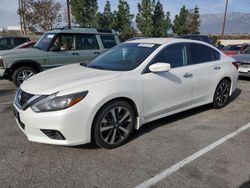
[0,78,250,188]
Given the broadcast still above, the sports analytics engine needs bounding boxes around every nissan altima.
[14,38,239,149]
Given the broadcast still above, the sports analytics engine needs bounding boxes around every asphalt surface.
[0,78,250,188]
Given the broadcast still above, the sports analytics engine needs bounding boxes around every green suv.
[0,27,119,86]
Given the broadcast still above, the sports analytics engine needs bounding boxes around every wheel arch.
[90,96,140,141]
[9,60,42,75]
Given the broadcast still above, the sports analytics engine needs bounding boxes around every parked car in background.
[233,47,250,77]
[221,44,242,56]
[221,43,250,56]
[14,41,36,49]
[215,44,225,50]
[0,36,30,50]
[0,27,119,86]
[14,38,238,148]
[177,34,213,45]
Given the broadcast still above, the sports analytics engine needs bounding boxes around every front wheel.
[12,67,37,87]
[213,79,231,109]
[92,101,136,149]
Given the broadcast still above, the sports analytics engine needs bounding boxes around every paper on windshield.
[138,43,155,48]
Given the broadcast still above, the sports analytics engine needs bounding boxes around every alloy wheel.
[216,80,230,107]
[17,70,34,85]
[100,107,132,145]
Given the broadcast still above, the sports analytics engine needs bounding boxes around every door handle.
[214,65,221,70]
[72,52,79,55]
[94,51,100,55]
[183,73,193,78]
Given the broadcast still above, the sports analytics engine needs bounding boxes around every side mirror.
[149,62,171,73]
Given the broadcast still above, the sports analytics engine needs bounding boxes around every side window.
[0,38,11,46]
[51,34,75,51]
[100,35,117,49]
[153,44,187,68]
[76,34,99,50]
[189,43,220,65]
[14,38,28,46]
[244,47,250,54]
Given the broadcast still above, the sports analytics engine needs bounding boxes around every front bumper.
[13,102,93,146]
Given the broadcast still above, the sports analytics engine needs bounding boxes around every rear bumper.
[239,72,250,77]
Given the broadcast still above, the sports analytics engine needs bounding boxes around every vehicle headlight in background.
[31,91,88,112]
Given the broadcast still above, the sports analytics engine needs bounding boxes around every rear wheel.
[93,101,135,149]
[213,79,231,109]
[12,66,37,87]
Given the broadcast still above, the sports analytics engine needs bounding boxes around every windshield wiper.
[80,62,86,67]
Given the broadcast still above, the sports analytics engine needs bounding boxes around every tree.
[70,0,98,27]
[32,0,62,31]
[165,11,172,36]
[17,0,61,32]
[96,1,114,29]
[113,0,134,41]
[187,6,200,34]
[173,5,200,35]
[152,1,168,37]
[136,0,155,36]
[173,6,189,35]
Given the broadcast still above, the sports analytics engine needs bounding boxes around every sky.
[1,0,250,28]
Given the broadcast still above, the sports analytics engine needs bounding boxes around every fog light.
[41,129,66,140]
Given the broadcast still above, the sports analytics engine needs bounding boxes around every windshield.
[34,33,56,51]
[87,43,160,71]
[223,45,241,51]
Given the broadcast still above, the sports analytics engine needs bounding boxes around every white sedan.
[14,38,239,149]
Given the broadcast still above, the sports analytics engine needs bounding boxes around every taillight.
[0,59,4,68]
[232,62,239,70]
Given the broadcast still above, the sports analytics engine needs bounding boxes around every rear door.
[187,43,222,104]
[75,34,102,64]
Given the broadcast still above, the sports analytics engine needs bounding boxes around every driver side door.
[142,43,194,121]
[47,34,80,68]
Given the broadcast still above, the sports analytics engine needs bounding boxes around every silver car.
[233,47,250,77]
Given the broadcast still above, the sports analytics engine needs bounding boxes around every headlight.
[31,91,88,112]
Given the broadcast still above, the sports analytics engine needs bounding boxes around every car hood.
[21,64,122,95]
[0,48,42,58]
[233,54,250,64]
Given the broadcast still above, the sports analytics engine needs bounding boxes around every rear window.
[100,35,117,49]
[189,43,220,64]
[14,38,29,46]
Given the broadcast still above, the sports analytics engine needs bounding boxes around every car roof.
[0,35,29,39]
[45,28,117,35]
[125,37,208,45]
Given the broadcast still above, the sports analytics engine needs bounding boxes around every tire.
[12,66,37,87]
[213,79,231,109]
[92,100,136,149]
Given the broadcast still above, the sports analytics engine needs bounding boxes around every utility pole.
[66,0,71,29]
[19,0,27,34]
[221,0,228,39]
[18,0,23,34]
